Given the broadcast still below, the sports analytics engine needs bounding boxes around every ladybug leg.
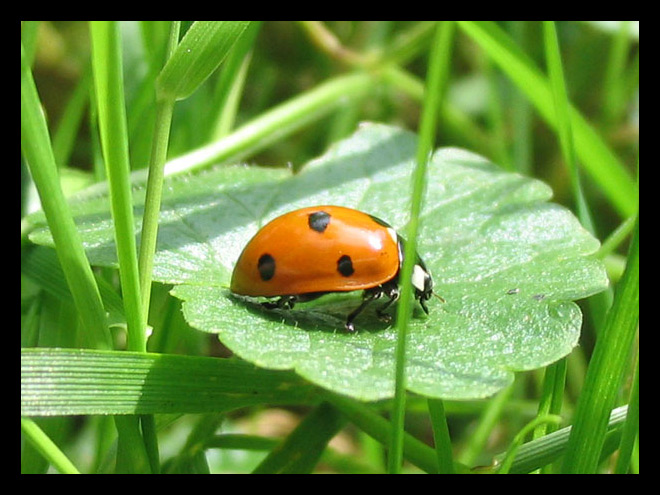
[419,297,430,315]
[371,280,400,322]
[262,295,297,311]
[261,292,324,311]
[345,289,382,332]
[376,285,400,322]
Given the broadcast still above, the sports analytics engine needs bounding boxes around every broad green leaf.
[27,123,608,401]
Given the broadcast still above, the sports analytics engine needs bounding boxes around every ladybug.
[230,205,434,332]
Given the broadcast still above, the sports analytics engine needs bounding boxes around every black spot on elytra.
[258,254,275,281]
[308,211,331,233]
[337,255,354,277]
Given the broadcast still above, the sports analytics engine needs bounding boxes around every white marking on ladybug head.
[412,264,427,292]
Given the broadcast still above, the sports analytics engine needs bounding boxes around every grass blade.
[208,21,261,140]
[528,24,580,473]
[543,21,594,234]
[52,65,91,168]
[389,20,453,474]
[428,398,454,473]
[252,403,345,474]
[457,21,637,218]
[497,405,628,474]
[21,348,317,416]
[137,22,179,326]
[614,354,639,473]
[326,393,445,474]
[69,71,374,200]
[90,21,145,352]
[157,21,251,101]
[21,44,111,350]
[164,71,373,175]
[561,216,639,473]
[21,418,80,474]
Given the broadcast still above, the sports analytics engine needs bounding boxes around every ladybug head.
[411,257,434,315]
[395,234,437,315]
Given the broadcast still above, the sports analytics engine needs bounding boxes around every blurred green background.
[21,21,638,473]
[24,21,638,237]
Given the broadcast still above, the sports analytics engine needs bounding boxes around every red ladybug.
[230,205,434,332]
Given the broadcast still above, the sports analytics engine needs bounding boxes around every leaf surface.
[28,123,608,400]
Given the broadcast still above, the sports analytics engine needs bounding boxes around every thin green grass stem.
[164,71,374,175]
[114,415,151,473]
[326,393,449,473]
[530,24,582,473]
[90,21,146,353]
[534,360,567,437]
[614,352,639,473]
[137,22,180,332]
[597,214,637,259]
[138,94,175,323]
[389,21,452,473]
[428,398,454,473]
[508,21,533,175]
[21,44,111,350]
[52,64,91,168]
[90,20,153,474]
[134,22,181,475]
[209,22,261,140]
[21,418,80,474]
[532,359,567,473]
[543,20,615,371]
[543,21,595,235]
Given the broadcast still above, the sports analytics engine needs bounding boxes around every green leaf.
[27,123,608,401]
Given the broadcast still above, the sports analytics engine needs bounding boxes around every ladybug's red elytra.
[230,205,434,332]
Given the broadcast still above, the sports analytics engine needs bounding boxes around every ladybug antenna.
[432,291,445,303]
